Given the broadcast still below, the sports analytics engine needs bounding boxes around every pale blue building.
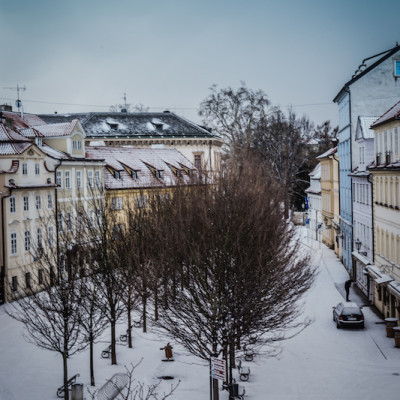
[333,44,400,276]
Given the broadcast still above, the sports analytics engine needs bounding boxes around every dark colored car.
[332,302,364,329]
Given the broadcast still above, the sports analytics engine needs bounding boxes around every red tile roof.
[371,100,400,128]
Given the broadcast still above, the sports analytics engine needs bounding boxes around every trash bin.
[385,317,398,338]
[393,327,400,348]
[229,383,239,398]
[71,383,83,400]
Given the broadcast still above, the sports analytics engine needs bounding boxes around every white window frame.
[47,193,53,209]
[35,163,40,175]
[88,171,94,188]
[95,170,101,188]
[9,197,16,213]
[56,171,63,188]
[36,195,41,210]
[76,171,82,189]
[48,226,54,247]
[22,163,28,175]
[65,171,71,189]
[24,231,30,252]
[23,196,29,211]
[11,232,17,255]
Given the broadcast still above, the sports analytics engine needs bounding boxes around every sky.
[1,0,400,128]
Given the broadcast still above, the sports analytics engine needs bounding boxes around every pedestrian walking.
[345,279,352,301]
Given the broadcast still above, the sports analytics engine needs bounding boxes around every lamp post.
[355,238,368,256]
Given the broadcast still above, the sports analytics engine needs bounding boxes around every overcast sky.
[1,0,399,127]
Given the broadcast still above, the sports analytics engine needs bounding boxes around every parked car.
[332,302,364,329]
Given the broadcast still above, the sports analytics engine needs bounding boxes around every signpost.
[211,357,226,381]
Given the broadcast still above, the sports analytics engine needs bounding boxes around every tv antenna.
[3,84,26,112]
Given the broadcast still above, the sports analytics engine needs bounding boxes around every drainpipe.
[54,160,63,281]
[368,173,374,262]
[1,186,13,304]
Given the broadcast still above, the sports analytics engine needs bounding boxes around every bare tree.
[252,108,314,218]
[6,220,85,400]
[199,83,270,156]
[153,155,315,367]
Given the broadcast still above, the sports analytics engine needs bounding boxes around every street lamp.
[355,238,368,256]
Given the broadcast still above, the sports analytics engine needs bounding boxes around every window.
[95,170,101,188]
[47,193,53,209]
[57,213,63,232]
[72,140,82,150]
[111,197,123,210]
[76,171,82,189]
[36,195,41,210]
[136,195,147,208]
[25,272,31,289]
[66,213,72,231]
[38,269,44,285]
[65,171,71,189]
[23,196,29,211]
[56,171,63,188]
[22,163,27,175]
[25,231,30,251]
[88,171,94,188]
[36,138,42,147]
[395,60,400,77]
[395,128,399,155]
[9,197,16,213]
[115,171,121,180]
[11,232,17,255]
[37,228,43,250]
[11,276,18,292]
[48,226,54,247]
[194,154,202,169]
[35,163,40,175]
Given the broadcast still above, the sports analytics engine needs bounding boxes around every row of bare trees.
[7,154,315,400]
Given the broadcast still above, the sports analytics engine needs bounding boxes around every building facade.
[333,44,400,276]
[305,163,322,241]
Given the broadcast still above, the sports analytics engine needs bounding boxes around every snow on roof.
[19,120,80,138]
[0,124,31,142]
[371,100,400,128]
[0,142,32,156]
[86,146,196,190]
[0,111,46,129]
[316,147,337,159]
[309,163,321,179]
[39,112,219,140]
[357,116,378,139]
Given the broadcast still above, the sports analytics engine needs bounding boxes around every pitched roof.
[18,119,80,138]
[356,116,378,140]
[0,142,33,156]
[86,146,196,190]
[333,45,400,103]
[370,100,400,128]
[0,124,31,142]
[39,111,219,140]
[0,111,46,129]
[316,147,337,159]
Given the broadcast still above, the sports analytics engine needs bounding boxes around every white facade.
[306,163,321,241]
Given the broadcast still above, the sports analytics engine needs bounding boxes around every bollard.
[385,318,398,338]
[71,383,83,400]
[393,327,400,348]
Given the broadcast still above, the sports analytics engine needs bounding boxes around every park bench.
[237,359,250,381]
[119,326,133,342]
[244,345,254,361]
[56,373,80,398]
[133,316,143,328]
[101,344,112,358]
[235,385,246,400]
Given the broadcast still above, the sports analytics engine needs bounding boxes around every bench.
[56,374,80,398]
[133,316,143,328]
[235,385,246,400]
[244,346,254,362]
[227,383,246,400]
[237,359,250,381]
[119,326,133,342]
[101,345,112,358]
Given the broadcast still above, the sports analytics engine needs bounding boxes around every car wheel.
[360,323,364,329]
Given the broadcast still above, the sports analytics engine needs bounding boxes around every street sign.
[210,357,226,381]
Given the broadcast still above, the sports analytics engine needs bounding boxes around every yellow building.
[86,145,197,228]
[368,100,400,318]
[317,147,341,255]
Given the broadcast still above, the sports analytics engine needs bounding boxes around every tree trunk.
[63,352,69,400]
[127,305,133,349]
[111,318,117,365]
[142,295,147,333]
[154,286,159,321]
[213,378,219,400]
[90,336,95,386]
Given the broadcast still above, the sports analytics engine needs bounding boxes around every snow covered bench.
[101,344,112,358]
[237,359,250,381]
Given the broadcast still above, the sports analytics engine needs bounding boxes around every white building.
[351,116,377,299]
[305,163,321,241]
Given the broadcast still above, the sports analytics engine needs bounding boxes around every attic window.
[35,138,43,146]
[123,165,139,179]
[395,60,400,77]
[107,167,122,180]
[107,122,119,131]
[155,170,163,179]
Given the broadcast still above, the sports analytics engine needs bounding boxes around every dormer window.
[122,165,139,179]
[107,166,122,180]
[107,122,119,131]
[155,170,162,179]
[35,138,43,146]
[72,140,82,150]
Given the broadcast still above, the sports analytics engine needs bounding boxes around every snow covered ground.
[1,228,400,400]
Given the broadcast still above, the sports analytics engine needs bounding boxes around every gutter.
[1,186,13,304]
[368,173,375,262]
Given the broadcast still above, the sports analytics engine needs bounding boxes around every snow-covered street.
[0,229,400,400]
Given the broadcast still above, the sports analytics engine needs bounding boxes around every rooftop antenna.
[3,84,26,117]
[120,92,130,113]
